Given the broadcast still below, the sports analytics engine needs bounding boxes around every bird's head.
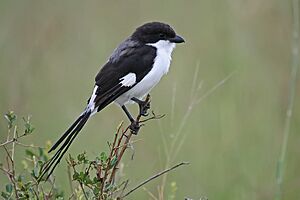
[132,22,185,46]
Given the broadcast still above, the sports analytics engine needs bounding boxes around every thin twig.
[143,187,158,200]
[110,180,129,198]
[113,139,142,151]
[190,62,200,100]
[32,188,39,199]
[79,182,88,200]
[67,165,75,199]
[100,122,123,194]
[0,132,30,147]
[114,126,130,159]
[3,145,19,199]
[109,127,132,184]
[11,126,17,161]
[109,94,151,184]
[0,139,16,147]
[3,145,13,163]
[14,141,44,148]
[122,162,189,198]
[47,177,56,199]
[68,193,75,200]
[195,71,235,105]
[139,113,165,123]
[119,180,129,197]
[0,166,12,175]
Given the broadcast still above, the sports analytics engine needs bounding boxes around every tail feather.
[48,114,84,153]
[39,111,91,181]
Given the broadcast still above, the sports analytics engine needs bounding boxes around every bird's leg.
[131,96,151,116]
[121,105,140,134]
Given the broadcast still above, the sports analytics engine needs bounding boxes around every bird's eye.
[159,33,165,38]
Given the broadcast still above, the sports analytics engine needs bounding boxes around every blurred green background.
[1,1,300,199]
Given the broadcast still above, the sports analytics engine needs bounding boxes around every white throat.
[147,40,176,56]
[146,40,176,74]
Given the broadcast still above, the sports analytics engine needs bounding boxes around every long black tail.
[38,110,91,181]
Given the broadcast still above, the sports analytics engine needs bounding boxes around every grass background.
[0,1,300,199]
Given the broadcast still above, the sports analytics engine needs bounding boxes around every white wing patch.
[119,72,136,87]
[87,85,98,113]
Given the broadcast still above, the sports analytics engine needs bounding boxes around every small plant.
[0,111,63,199]
[1,110,188,199]
[66,122,131,199]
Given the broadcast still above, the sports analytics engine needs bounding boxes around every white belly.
[115,40,175,105]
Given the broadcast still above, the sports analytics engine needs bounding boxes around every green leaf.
[77,152,88,163]
[100,152,108,164]
[37,160,44,166]
[38,147,44,157]
[4,111,17,129]
[79,171,85,179]
[109,156,118,169]
[93,177,99,184]
[23,116,35,135]
[22,160,28,170]
[31,163,40,179]
[5,184,13,193]
[84,175,93,184]
[1,192,10,199]
[17,175,25,182]
[32,162,40,178]
[23,182,32,191]
[25,149,35,157]
[93,187,100,195]
[105,182,113,191]
[73,172,79,180]
[17,181,24,190]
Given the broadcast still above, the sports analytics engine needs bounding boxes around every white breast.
[115,40,176,105]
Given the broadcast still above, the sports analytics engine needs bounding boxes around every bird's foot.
[132,96,151,117]
[129,121,140,135]
[139,99,151,116]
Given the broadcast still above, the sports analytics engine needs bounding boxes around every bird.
[39,22,185,180]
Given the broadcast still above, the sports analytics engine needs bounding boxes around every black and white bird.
[39,22,184,180]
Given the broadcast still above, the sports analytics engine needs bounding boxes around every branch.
[0,132,34,147]
[0,138,16,147]
[100,122,123,194]
[121,161,189,198]
[108,94,152,184]
[3,144,19,199]
[79,182,88,200]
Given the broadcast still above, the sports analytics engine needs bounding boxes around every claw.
[139,100,151,117]
[129,121,140,135]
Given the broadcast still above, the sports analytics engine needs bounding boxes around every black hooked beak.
[169,35,185,43]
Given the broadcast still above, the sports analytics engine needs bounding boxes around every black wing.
[94,44,156,111]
